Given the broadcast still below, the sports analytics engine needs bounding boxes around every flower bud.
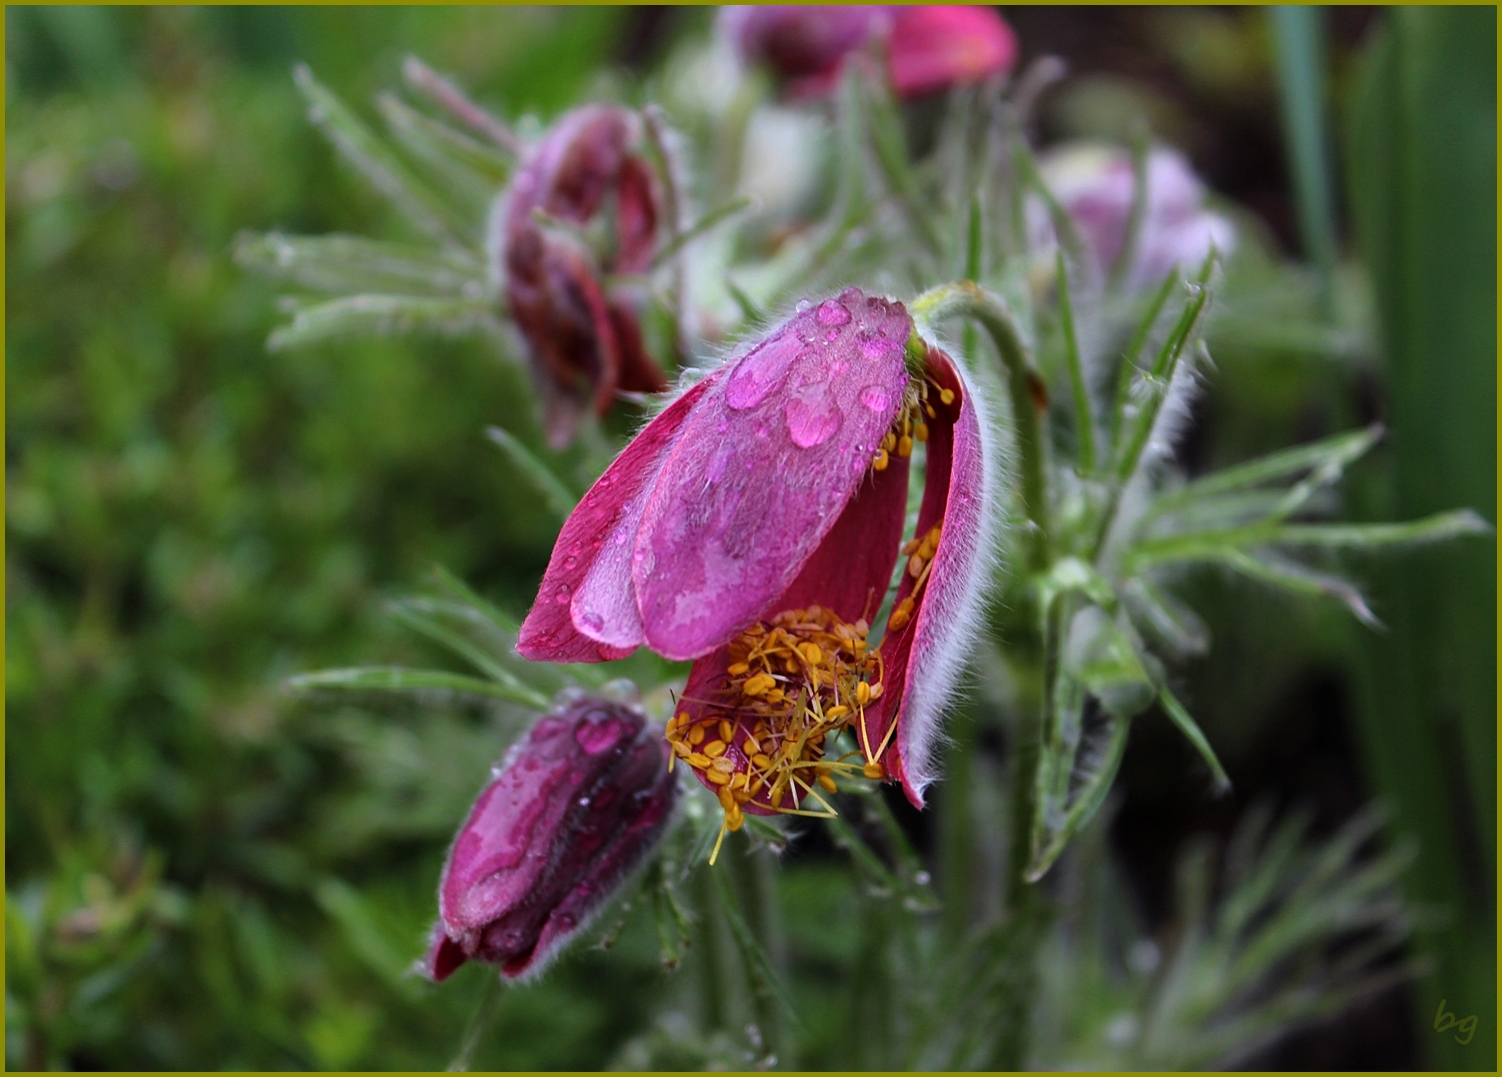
[423,695,677,981]
[500,105,669,448]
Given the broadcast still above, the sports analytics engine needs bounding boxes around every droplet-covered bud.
[422,695,677,982]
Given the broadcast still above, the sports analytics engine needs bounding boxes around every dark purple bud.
[423,694,677,982]
[501,105,670,448]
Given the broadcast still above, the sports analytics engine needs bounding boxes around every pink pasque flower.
[1031,142,1237,291]
[721,5,1018,102]
[423,695,676,982]
[518,288,995,826]
[501,104,670,448]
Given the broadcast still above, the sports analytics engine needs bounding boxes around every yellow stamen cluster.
[888,522,943,633]
[665,606,885,838]
[872,374,954,471]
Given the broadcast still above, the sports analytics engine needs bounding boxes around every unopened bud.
[423,695,677,982]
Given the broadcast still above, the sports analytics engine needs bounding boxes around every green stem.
[911,280,1051,571]
[1055,250,1097,473]
[447,973,506,1072]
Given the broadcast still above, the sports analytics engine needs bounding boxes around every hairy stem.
[911,280,1051,571]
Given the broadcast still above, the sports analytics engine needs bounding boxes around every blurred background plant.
[6,6,1493,1071]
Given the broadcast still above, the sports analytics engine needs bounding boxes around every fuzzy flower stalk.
[423,694,677,982]
[518,288,997,844]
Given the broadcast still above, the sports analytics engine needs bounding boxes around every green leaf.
[1108,267,1180,453]
[1269,510,1492,548]
[293,64,470,247]
[1268,6,1339,315]
[235,232,486,298]
[1125,508,1491,570]
[1011,134,1085,266]
[1150,424,1382,515]
[1114,266,1213,485]
[1024,712,1131,883]
[376,91,506,220]
[649,196,754,270]
[484,425,578,521]
[385,598,550,703]
[400,55,521,154]
[285,666,548,710]
[1068,608,1158,722]
[647,861,694,972]
[709,865,801,1028]
[1158,686,1231,793]
[859,60,944,257]
[266,294,494,350]
[1120,576,1210,658]
[1106,125,1152,292]
[427,565,521,634]
[1055,249,1097,473]
[312,877,422,999]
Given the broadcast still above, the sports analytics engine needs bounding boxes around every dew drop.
[839,286,863,306]
[795,298,813,313]
[859,384,893,412]
[816,299,851,326]
[554,584,572,604]
[575,718,623,753]
[726,332,802,410]
[784,384,843,448]
[563,555,578,569]
[578,610,604,633]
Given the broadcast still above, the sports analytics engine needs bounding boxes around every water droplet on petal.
[554,584,572,604]
[861,335,897,361]
[859,384,893,412]
[575,718,623,753]
[578,610,604,633]
[726,331,802,410]
[784,384,843,448]
[816,299,852,326]
[563,555,578,569]
[795,298,813,313]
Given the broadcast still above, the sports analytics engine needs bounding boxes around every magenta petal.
[895,354,994,805]
[518,376,714,662]
[889,7,1018,99]
[776,452,910,625]
[632,290,912,661]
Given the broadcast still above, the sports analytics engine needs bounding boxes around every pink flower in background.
[519,288,995,826]
[501,104,670,448]
[721,5,1018,101]
[1032,142,1237,291]
[423,695,676,982]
